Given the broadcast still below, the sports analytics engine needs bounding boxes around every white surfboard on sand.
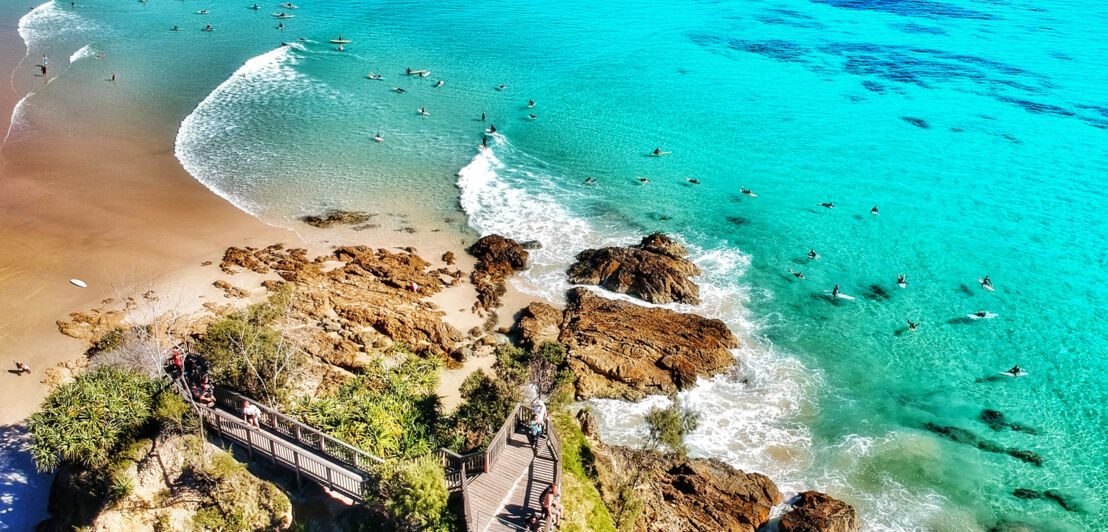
[69,279,88,288]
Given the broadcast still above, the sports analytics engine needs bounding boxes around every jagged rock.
[779,491,861,532]
[591,442,782,532]
[442,251,456,265]
[516,302,563,352]
[468,235,528,310]
[520,240,542,250]
[55,308,125,343]
[561,288,738,400]
[566,233,701,305]
[212,280,249,299]
[577,408,598,436]
[299,210,375,228]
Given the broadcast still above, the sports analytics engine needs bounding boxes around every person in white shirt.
[242,400,261,428]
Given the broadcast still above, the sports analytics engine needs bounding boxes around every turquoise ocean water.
[10,0,1107,529]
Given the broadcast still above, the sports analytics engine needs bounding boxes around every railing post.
[245,429,253,461]
[326,467,333,490]
[293,452,303,492]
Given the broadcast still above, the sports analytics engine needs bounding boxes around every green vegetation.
[291,352,446,458]
[452,369,519,450]
[553,413,619,532]
[493,343,530,385]
[28,366,170,472]
[644,396,701,458]
[383,457,451,531]
[188,439,292,531]
[195,286,303,405]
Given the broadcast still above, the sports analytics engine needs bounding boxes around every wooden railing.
[542,415,563,532]
[192,399,369,502]
[212,387,386,471]
[485,404,524,472]
[460,461,476,532]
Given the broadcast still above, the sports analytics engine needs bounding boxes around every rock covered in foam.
[560,288,737,400]
[779,491,861,532]
[566,233,701,305]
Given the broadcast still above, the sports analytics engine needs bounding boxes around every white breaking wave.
[18,1,98,51]
[454,138,951,531]
[173,44,310,218]
[69,44,94,63]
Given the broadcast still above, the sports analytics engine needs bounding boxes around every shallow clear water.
[12,0,1108,529]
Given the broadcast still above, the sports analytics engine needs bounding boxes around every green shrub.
[291,355,444,458]
[644,397,701,458]
[28,367,162,472]
[203,449,246,481]
[553,413,619,532]
[107,474,134,504]
[153,389,191,432]
[195,288,302,404]
[452,370,519,450]
[493,344,529,385]
[385,457,450,531]
[88,327,126,355]
[535,341,566,366]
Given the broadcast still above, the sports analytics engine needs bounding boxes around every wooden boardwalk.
[187,384,561,531]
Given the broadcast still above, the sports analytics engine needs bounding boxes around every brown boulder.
[468,235,529,310]
[566,233,701,305]
[779,491,861,532]
[591,442,782,532]
[516,302,563,352]
[299,210,375,228]
[561,288,737,400]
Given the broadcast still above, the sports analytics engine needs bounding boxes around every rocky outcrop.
[218,245,466,368]
[212,280,249,299]
[515,302,562,352]
[590,440,782,532]
[299,210,375,228]
[561,288,738,400]
[468,235,529,311]
[779,491,861,532]
[566,233,701,305]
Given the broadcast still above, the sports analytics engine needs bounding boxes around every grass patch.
[553,413,617,532]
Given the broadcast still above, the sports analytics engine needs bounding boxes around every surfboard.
[978,279,995,292]
[69,279,88,288]
[743,191,757,197]
[967,312,997,320]
[373,136,383,142]
[329,39,352,44]
[835,293,855,300]
[417,109,429,115]
[433,80,444,87]
[419,71,431,77]
[651,151,672,156]
[897,282,907,288]
[998,370,1028,378]
[274,13,295,18]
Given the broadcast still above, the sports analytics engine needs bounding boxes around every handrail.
[212,387,386,470]
[485,404,523,472]
[460,461,476,532]
[542,417,563,532]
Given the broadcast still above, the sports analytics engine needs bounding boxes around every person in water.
[278,22,284,29]
[982,275,992,287]
[808,249,819,260]
[871,205,879,215]
[527,99,534,108]
[489,124,496,133]
[975,310,988,318]
[110,72,116,82]
[819,202,835,209]
[637,176,650,183]
[907,319,919,331]
[653,147,662,155]
[789,269,805,279]
[252,4,259,9]
[583,177,597,184]
[173,25,179,31]
[481,112,486,121]
[1007,365,1022,376]
[832,284,840,297]
[482,135,488,148]
[203,24,212,31]
[528,114,537,120]
[897,273,906,285]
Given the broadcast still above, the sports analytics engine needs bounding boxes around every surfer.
[527,99,535,108]
[481,112,486,122]
[252,4,259,9]
[819,202,835,209]
[975,310,988,318]
[110,72,116,82]
[897,273,906,287]
[482,135,488,148]
[1006,365,1023,377]
[807,249,819,260]
[373,133,383,142]
[203,24,212,32]
[584,177,598,184]
[173,25,179,31]
[686,177,700,185]
[488,124,497,133]
[871,205,879,215]
[653,147,663,155]
[907,319,919,331]
[637,176,650,183]
[980,275,993,290]
[434,80,444,87]
[741,187,755,197]
[406,67,412,75]
[278,22,284,29]
[393,87,405,93]
[419,107,428,115]
[497,84,506,90]
[528,114,537,120]
[789,269,805,279]
[338,43,344,51]
[832,284,841,298]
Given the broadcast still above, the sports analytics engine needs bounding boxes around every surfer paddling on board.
[907,319,920,331]
[897,273,907,288]
[488,124,497,133]
[789,269,805,279]
[1006,365,1024,377]
[807,249,819,260]
[482,135,488,148]
[871,205,879,215]
[818,202,835,209]
[528,99,535,108]
[980,275,993,290]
